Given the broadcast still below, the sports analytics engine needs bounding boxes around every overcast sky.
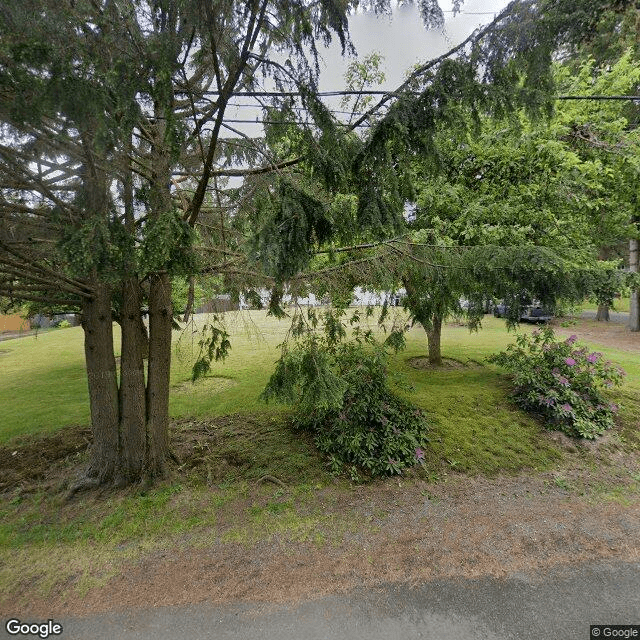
[317,0,512,91]
[225,1,511,142]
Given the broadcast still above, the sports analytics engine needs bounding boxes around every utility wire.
[442,10,501,13]
[557,95,640,101]
[221,118,372,127]
[180,90,416,97]
[178,89,640,101]
[226,102,378,117]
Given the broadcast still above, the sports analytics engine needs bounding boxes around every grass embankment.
[1,310,639,602]
[580,296,631,313]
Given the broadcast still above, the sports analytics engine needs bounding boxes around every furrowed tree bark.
[630,238,639,332]
[144,93,175,478]
[76,132,123,485]
[119,277,146,482]
[82,282,119,483]
[426,313,443,365]
[118,137,146,482]
[139,316,150,359]
[145,270,172,477]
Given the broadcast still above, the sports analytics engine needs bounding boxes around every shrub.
[300,343,430,480]
[488,327,625,438]
[263,309,430,479]
[57,320,72,329]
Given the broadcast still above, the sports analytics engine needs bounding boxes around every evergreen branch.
[290,255,379,281]
[0,243,93,295]
[212,268,275,283]
[187,0,271,226]
[0,154,79,215]
[347,2,519,132]
[197,246,244,257]
[0,264,92,298]
[0,202,60,220]
[211,156,301,177]
[0,288,79,307]
[313,239,401,255]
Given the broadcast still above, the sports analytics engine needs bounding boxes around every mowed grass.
[0,313,291,441]
[580,296,631,313]
[0,328,92,440]
[2,309,639,456]
[1,309,640,602]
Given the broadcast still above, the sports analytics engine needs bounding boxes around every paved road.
[6,560,638,640]
[579,310,630,324]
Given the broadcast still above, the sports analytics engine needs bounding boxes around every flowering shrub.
[488,327,625,439]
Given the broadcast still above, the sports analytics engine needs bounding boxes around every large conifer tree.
[1,0,636,486]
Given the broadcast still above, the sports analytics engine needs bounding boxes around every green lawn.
[579,296,631,313]
[0,313,291,441]
[1,310,639,449]
[2,309,639,602]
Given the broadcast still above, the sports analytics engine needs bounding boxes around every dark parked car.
[494,302,553,323]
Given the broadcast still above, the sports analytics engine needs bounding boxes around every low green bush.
[488,326,625,438]
[299,343,429,480]
[263,309,430,480]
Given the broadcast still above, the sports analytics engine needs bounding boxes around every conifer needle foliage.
[262,307,430,480]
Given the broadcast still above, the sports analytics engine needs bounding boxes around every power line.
[182,90,412,97]
[223,118,372,127]
[444,10,499,14]
[557,95,640,101]
[226,102,376,117]
[182,89,640,101]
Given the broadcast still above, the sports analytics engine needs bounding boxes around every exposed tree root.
[256,475,287,489]
[65,477,100,501]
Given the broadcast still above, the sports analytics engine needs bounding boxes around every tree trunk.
[139,315,150,359]
[630,238,639,332]
[118,277,146,482]
[596,304,610,322]
[426,313,443,365]
[595,246,611,322]
[82,282,119,483]
[143,96,175,478]
[145,271,172,477]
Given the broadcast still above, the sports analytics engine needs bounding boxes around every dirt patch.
[554,317,640,353]
[0,426,91,493]
[408,356,482,370]
[0,412,307,494]
[6,471,639,618]
[170,413,321,485]
[172,415,264,482]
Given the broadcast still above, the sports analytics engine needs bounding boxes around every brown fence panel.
[0,314,31,333]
